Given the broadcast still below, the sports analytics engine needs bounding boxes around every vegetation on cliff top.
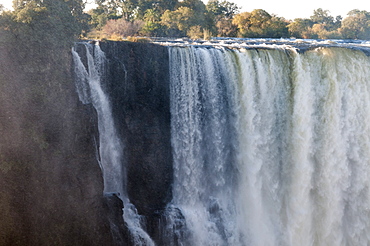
[87,1,370,40]
[1,0,370,41]
[0,0,87,48]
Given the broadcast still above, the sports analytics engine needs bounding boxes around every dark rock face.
[99,41,173,243]
[103,193,130,245]
[0,43,112,245]
[0,39,173,245]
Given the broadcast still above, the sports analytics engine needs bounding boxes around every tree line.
[1,0,370,40]
[86,0,370,40]
[0,0,86,48]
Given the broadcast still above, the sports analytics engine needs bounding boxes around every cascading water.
[72,42,155,246]
[71,39,370,246]
[167,45,370,246]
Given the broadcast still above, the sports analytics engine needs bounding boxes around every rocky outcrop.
[0,39,174,245]
[99,41,173,243]
[0,42,112,245]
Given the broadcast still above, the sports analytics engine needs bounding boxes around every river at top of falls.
[167,42,370,246]
[153,37,370,55]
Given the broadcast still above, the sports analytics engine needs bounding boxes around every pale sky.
[1,0,370,20]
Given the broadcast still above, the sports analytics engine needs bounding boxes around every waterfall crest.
[168,46,370,246]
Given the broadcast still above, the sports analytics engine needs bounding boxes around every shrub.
[102,19,144,38]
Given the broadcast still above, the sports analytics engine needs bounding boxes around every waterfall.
[72,42,155,246]
[70,40,370,245]
[168,45,370,246]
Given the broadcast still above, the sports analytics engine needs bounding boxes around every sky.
[1,0,370,20]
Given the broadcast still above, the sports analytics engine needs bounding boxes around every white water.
[169,46,370,245]
[72,43,155,246]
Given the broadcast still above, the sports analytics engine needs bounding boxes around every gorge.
[2,39,370,245]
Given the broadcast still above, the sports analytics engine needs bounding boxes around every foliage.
[140,8,165,36]
[91,1,370,40]
[4,0,370,40]
[215,18,237,37]
[288,18,315,38]
[161,6,195,36]
[311,23,342,39]
[310,9,334,26]
[288,9,344,39]
[88,7,109,30]
[203,28,211,39]
[310,8,342,31]
[177,0,208,29]
[206,0,238,36]
[206,0,239,20]
[232,9,289,38]
[340,10,370,39]
[102,18,144,37]
[187,25,203,39]
[1,0,87,46]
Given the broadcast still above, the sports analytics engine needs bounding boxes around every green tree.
[177,0,207,28]
[9,0,86,43]
[94,0,137,21]
[94,0,178,20]
[233,9,270,37]
[206,0,239,20]
[187,25,203,39]
[88,7,109,30]
[206,0,239,36]
[310,8,333,25]
[161,0,209,37]
[340,9,370,39]
[161,6,195,36]
[215,18,237,37]
[140,8,165,36]
[311,23,342,39]
[288,18,315,38]
[310,8,341,32]
[266,15,289,37]
[156,0,178,13]
[232,9,288,38]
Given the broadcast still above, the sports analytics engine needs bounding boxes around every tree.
[155,0,178,13]
[177,0,207,28]
[340,9,370,39]
[310,8,341,31]
[94,0,138,21]
[161,6,195,36]
[288,18,315,38]
[232,9,288,38]
[215,18,237,37]
[266,15,289,37]
[187,25,203,39]
[88,7,109,30]
[140,8,165,36]
[206,0,239,20]
[206,0,239,37]
[9,0,87,43]
[288,9,343,39]
[102,18,144,37]
[161,0,209,38]
[311,23,342,39]
[310,8,333,25]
